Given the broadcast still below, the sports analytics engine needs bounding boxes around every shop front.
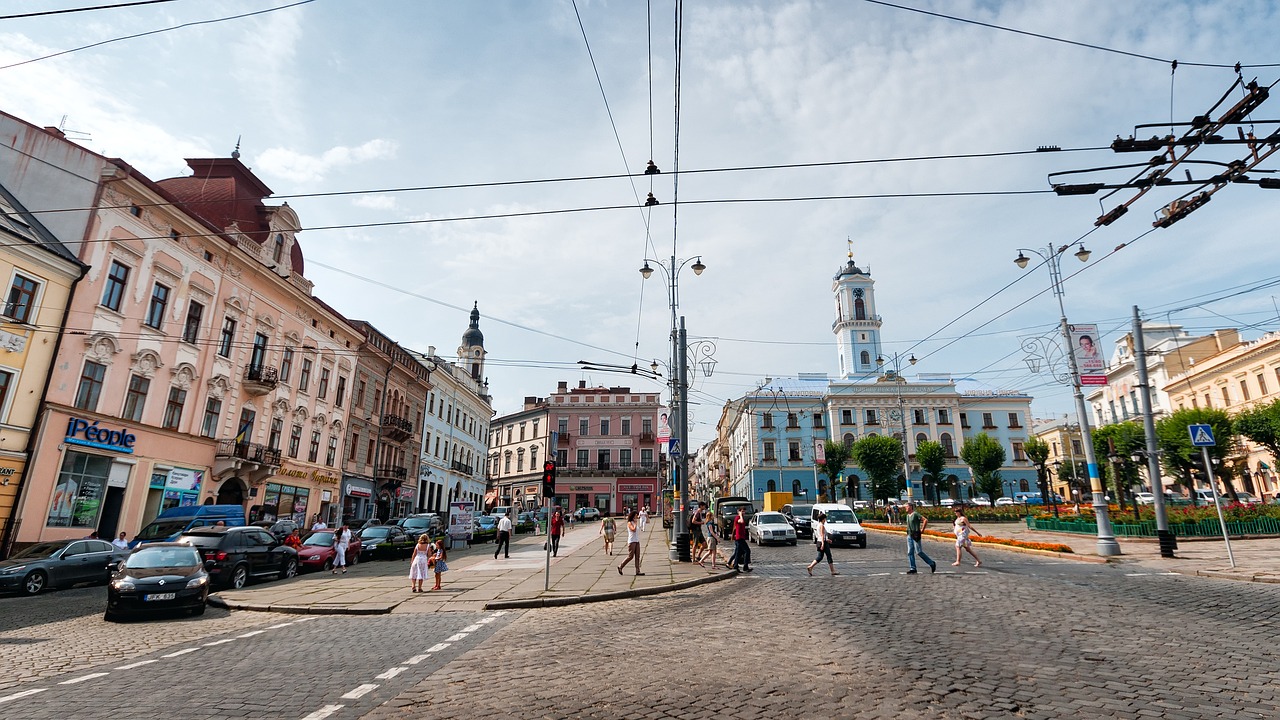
[561,482,614,515]
[618,480,656,516]
[342,476,375,526]
[268,463,341,527]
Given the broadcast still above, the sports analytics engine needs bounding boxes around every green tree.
[915,440,946,505]
[1234,399,1280,482]
[817,439,853,502]
[960,432,1006,505]
[851,435,904,506]
[1091,422,1146,512]
[1023,436,1055,515]
[1155,407,1238,504]
[1055,458,1087,501]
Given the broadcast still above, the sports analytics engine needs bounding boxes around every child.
[430,539,449,591]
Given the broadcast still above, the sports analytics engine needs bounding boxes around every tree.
[960,433,1006,505]
[1023,436,1055,516]
[1091,422,1145,512]
[1234,399,1280,486]
[817,439,853,502]
[1055,458,1087,501]
[915,440,946,505]
[1155,407,1238,504]
[851,435,904,506]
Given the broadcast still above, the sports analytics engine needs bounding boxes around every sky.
[3,0,1280,447]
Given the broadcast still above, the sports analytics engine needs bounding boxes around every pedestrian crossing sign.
[1188,424,1216,447]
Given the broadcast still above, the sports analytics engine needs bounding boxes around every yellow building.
[1032,417,1087,502]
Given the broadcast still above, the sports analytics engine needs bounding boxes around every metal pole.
[676,317,691,561]
[543,494,552,590]
[1201,447,1236,568]
[1132,306,1173,557]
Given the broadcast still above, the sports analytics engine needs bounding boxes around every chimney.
[427,346,436,358]
[578,381,587,389]
[557,381,568,392]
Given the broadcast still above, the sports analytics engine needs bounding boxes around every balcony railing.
[639,431,655,443]
[216,439,282,467]
[243,365,279,395]
[557,432,571,446]
[381,413,414,442]
[451,460,474,475]
[374,464,407,482]
[561,463,662,476]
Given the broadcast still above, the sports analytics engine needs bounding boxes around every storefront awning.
[484,489,499,502]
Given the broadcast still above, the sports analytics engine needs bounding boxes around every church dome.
[462,302,484,348]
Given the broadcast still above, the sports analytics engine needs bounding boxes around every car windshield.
[757,514,787,524]
[303,532,335,546]
[826,510,857,524]
[361,527,390,538]
[401,518,433,529]
[791,506,814,517]
[135,520,192,541]
[8,541,66,559]
[476,517,496,527]
[126,547,200,569]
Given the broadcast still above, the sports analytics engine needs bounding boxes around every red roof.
[156,158,275,247]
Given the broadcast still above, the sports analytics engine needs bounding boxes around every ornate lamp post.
[1014,243,1121,556]
[877,352,917,503]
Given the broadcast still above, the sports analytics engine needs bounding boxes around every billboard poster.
[1068,323,1105,377]
[814,439,826,464]
[448,501,473,544]
[656,406,671,448]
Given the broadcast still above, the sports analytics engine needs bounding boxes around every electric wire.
[0,0,178,20]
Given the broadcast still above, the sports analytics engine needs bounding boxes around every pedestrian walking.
[806,512,839,576]
[699,515,728,567]
[951,506,983,567]
[494,511,512,559]
[409,536,432,592]
[730,507,752,572]
[430,539,449,590]
[616,510,645,576]
[548,509,565,557]
[332,524,352,574]
[903,502,937,574]
[689,501,708,561]
[599,514,617,555]
[638,506,649,531]
[111,532,129,551]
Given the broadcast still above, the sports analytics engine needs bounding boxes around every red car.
[296,530,362,572]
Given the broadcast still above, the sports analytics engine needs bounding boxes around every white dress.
[409,546,432,580]
[333,529,351,566]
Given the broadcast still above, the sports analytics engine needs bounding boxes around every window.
[767,479,777,492]
[1259,373,1269,396]
[788,441,801,461]
[201,397,221,438]
[289,425,302,458]
[600,418,610,436]
[1007,412,1021,428]
[355,379,366,407]
[251,333,269,370]
[1012,441,1026,462]
[1222,386,1231,406]
[577,449,589,468]
[218,317,236,357]
[74,361,106,411]
[1203,394,1211,408]
[854,297,866,320]
[280,348,293,383]
[982,413,995,428]
[913,409,927,425]
[940,432,954,456]
[915,432,927,448]
[101,261,129,311]
[308,431,321,462]
[530,446,538,466]
[0,369,12,414]
[959,412,969,428]
[641,448,654,466]
[519,423,526,441]
[938,409,950,425]
[318,367,330,399]
[620,417,630,435]
[367,439,375,464]
[813,413,824,428]
[506,426,513,444]
[503,453,511,473]
[597,449,609,470]
[865,409,878,425]
[1071,439,1083,455]
[162,387,185,430]
[269,419,283,451]
[860,350,871,366]
[761,413,774,429]
[335,376,346,407]
[237,408,255,443]
[182,301,203,343]
[786,413,799,428]
[533,419,541,437]
[841,409,853,425]
[763,440,776,461]
[1241,380,1251,402]
[4,273,39,323]
[299,358,312,392]
[120,375,149,422]
[145,283,169,329]
[641,417,653,435]
[558,418,568,435]
[46,451,113,528]
[843,432,854,449]
[326,436,337,466]
[579,418,589,436]
[273,233,286,263]
[619,449,632,467]
[793,479,803,496]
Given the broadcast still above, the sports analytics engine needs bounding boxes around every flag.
[234,420,252,444]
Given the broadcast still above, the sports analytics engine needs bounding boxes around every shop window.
[46,451,113,528]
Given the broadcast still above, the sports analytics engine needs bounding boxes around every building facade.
[487,397,549,512]
[1032,416,1087,502]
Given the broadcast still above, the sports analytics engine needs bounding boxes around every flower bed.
[867,506,1029,524]
[861,522,1074,553]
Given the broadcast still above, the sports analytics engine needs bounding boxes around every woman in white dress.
[332,524,352,574]
[409,536,432,592]
[951,507,983,567]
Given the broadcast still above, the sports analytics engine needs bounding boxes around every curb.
[207,594,396,615]
[862,526,1111,564]
[1187,568,1280,584]
[483,568,738,610]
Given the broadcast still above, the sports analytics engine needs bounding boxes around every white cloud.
[254,139,399,183]
[351,194,398,210]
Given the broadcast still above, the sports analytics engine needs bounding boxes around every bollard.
[675,532,692,562]
[1157,529,1177,559]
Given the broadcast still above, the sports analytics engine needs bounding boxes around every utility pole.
[1133,306,1174,558]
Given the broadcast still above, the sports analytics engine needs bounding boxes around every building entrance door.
[96,486,125,539]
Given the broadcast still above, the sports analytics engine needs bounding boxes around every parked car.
[132,504,246,547]
[851,500,871,510]
[748,512,797,546]
[969,497,992,506]
[0,538,128,595]
[359,525,413,560]
[253,518,301,540]
[514,512,537,534]
[810,503,867,548]
[397,514,446,544]
[295,530,362,572]
[472,515,498,543]
[939,498,958,507]
[994,497,1017,507]
[1133,492,1156,505]
[105,542,208,621]
[573,507,601,522]
[179,526,298,590]
[780,504,814,539]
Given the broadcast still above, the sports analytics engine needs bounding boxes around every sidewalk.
[868,518,1280,584]
[208,519,733,615]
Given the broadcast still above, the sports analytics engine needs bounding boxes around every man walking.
[638,506,649,532]
[904,502,936,574]
[730,507,752,572]
[494,511,512,559]
[548,508,565,557]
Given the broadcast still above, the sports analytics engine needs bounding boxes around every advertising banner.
[657,407,671,448]
[1069,323,1107,385]
[448,501,474,544]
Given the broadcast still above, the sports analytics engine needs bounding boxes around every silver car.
[0,538,128,595]
[748,512,797,546]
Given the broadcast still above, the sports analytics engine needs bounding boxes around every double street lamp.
[1014,243,1121,556]
[877,352,917,503]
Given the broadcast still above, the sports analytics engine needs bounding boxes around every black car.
[358,525,413,560]
[179,526,299,589]
[396,514,446,544]
[514,512,537,534]
[253,519,301,540]
[781,504,815,539]
[0,538,128,595]
[105,543,208,621]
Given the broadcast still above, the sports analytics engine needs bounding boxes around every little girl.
[430,539,449,591]
[409,536,432,593]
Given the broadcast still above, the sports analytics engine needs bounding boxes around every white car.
[939,498,957,507]
[851,500,871,510]
[747,512,797,546]
[994,497,1017,507]
[1133,492,1156,505]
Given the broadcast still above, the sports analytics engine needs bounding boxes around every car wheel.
[22,570,48,595]
[349,552,359,566]
[189,604,206,617]
[790,540,797,546]
[229,563,249,589]
[104,610,119,623]
[858,538,867,549]
[281,558,298,580]
[323,557,333,572]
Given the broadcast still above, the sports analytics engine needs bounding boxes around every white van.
[809,503,867,548]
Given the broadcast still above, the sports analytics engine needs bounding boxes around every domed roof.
[834,258,868,280]
[461,302,484,348]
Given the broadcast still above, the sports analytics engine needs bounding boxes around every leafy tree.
[915,440,946,505]
[817,439,853,502]
[851,435,904,506]
[1091,422,1145,512]
[1055,458,1087,501]
[1155,407,1238,504]
[960,433,1006,505]
[1234,399,1280,481]
[1023,436,1055,515]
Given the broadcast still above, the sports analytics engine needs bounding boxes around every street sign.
[668,438,682,459]
[1189,424,1216,447]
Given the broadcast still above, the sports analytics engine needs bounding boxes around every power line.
[0,0,179,20]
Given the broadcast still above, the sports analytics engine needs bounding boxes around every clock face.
[852,288,864,298]
[888,408,903,422]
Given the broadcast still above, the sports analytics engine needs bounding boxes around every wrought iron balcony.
[451,460,474,476]
[557,433,571,446]
[381,413,414,443]
[215,439,282,467]
[243,365,279,395]
[374,464,407,482]
[639,431,655,443]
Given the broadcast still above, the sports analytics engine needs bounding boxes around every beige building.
[1032,417,1087,502]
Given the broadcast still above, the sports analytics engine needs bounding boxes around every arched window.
[1019,479,1030,492]
[766,479,777,492]
[843,432,855,449]
[273,233,285,263]
[854,297,866,320]
[792,479,802,496]
[860,350,870,366]
[940,432,954,456]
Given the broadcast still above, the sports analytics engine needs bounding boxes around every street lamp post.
[877,352,917,503]
[640,255,706,561]
[1014,243,1121,556]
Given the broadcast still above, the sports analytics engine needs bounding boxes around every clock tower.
[832,247,883,380]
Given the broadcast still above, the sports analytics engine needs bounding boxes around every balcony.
[451,460,474,476]
[243,365,279,396]
[216,439,282,466]
[639,431,655,443]
[374,464,407,482]
[213,439,281,486]
[558,433,571,447]
[381,413,414,443]
[560,462,662,477]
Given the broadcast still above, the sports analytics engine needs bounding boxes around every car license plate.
[145,592,176,601]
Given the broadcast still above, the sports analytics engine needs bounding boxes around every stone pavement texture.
[209,518,731,614]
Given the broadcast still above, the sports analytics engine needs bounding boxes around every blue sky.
[4,0,1280,446]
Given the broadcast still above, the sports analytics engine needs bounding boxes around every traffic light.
[542,459,557,497]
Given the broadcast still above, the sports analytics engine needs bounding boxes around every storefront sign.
[278,465,340,485]
[397,487,415,500]
[347,486,372,498]
[618,483,654,492]
[567,485,604,492]
[575,438,635,448]
[321,490,332,502]
[65,417,136,453]
[0,467,15,477]
[165,468,202,492]
[524,485,540,495]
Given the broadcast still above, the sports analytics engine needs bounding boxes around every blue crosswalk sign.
[1188,424,1216,447]
[668,438,682,459]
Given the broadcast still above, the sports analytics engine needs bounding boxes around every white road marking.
[341,684,379,699]
[204,638,235,646]
[462,624,482,632]
[268,622,295,629]
[445,633,468,642]
[58,672,110,685]
[1126,573,1151,576]
[375,667,407,680]
[405,654,431,665]
[477,617,495,624]
[161,648,199,658]
[427,642,450,652]
[237,630,266,638]
[0,688,47,704]
[492,611,508,616]
[869,572,892,576]
[115,659,159,670]
[300,704,344,720]
[294,617,317,623]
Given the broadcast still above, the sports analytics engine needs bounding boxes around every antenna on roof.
[231,136,241,160]
[57,115,91,142]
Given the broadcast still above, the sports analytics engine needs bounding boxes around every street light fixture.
[1014,242,1121,556]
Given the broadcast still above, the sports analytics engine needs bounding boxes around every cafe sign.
[65,417,136,454]
[278,465,340,485]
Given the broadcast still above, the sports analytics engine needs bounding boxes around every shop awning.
[484,489,499,503]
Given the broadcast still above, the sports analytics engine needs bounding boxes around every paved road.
[5,534,1278,718]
